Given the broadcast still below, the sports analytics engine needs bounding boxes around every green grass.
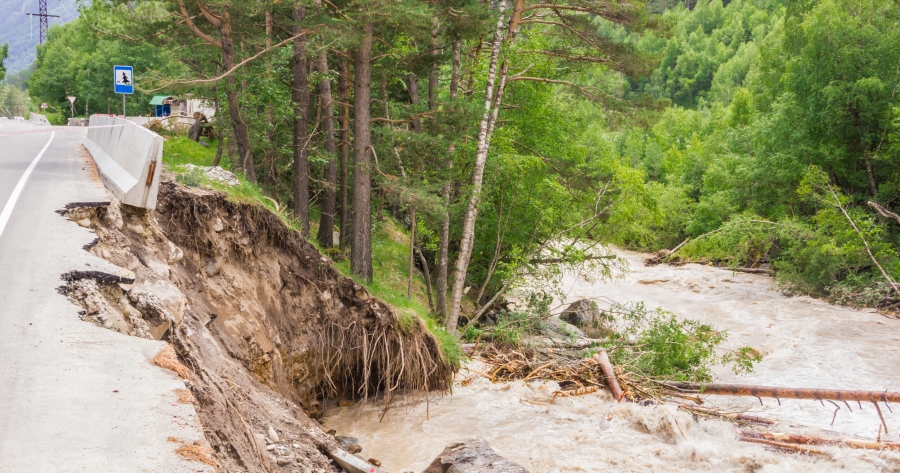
[162,136,221,167]
[162,136,463,368]
[164,137,303,232]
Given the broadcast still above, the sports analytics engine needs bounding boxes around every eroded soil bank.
[62,180,452,472]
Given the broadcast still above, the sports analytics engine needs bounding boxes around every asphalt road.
[0,119,211,472]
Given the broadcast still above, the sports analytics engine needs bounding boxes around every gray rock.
[423,438,528,473]
[560,299,599,326]
[335,436,360,451]
[206,256,225,277]
[560,299,613,337]
[267,425,280,443]
[542,317,585,339]
[198,139,210,147]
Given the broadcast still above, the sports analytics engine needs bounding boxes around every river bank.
[324,248,900,472]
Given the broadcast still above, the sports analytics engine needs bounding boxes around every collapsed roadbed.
[61,179,453,472]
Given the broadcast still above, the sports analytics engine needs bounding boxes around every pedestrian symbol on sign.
[114,65,134,95]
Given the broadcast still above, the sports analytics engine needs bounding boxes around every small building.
[149,95,215,118]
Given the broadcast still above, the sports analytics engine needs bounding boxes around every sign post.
[114,65,134,117]
[66,96,76,119]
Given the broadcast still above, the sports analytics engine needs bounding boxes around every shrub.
[604,302,759,382]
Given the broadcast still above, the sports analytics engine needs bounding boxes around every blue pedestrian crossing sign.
[114,65,134,94]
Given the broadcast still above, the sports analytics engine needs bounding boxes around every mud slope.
[62,180,452,472]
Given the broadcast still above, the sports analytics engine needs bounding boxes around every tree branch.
[507,76,619,102]
[521,49,610,64]
[195,0,223,28]
[868,200,900,225]
[177,0,221,48]
[145,30,316,91]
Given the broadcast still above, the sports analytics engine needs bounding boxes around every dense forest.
[16,0,900,331]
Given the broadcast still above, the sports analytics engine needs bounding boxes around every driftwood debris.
[593,350,624,401]
[676,404,777,426]
[738,436,829,456]
[739,430,900,452]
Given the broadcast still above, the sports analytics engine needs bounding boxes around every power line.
[26,0,60,45]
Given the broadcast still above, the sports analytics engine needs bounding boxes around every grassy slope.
[161,136,463,366]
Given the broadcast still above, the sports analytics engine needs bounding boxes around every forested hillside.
[25,0,900,329]
[0,0,78,75]
[600,0,900,304]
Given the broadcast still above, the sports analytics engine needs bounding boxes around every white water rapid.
[324,249,900,472]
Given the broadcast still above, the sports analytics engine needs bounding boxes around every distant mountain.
[0,0,79,75]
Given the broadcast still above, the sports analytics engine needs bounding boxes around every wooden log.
[740,430,900,451]
[665,382,900,403]
[739,436,828,455]
[593,350,624,401]
[677,404,778,425]
[734,267,774,275]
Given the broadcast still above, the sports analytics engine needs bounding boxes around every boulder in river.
[560,299,613,338]
[422,438,529,473]
[542,317,585,339]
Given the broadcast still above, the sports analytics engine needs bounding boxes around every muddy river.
[325,249,900,472]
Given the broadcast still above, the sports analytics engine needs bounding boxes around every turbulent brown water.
[324,249,900,472]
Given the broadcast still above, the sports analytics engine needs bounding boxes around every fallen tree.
[664,382,900,403]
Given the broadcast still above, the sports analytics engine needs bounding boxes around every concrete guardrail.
[84,115,163,210]
[68,118,90,126]
[29,112,51,126]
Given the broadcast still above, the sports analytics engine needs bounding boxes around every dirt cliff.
[62,180,453,472]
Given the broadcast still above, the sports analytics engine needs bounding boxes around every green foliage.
[28,12,178,118]
[603,0,900,303]
[461,311,539,347]
[0,84,32,118]
[0,42,7,82]
[678,214,780,267]
[607,0,786,107]
[605,302,759,382]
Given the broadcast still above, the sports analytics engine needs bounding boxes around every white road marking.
[0,132,55,241]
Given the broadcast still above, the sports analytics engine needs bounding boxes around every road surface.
[0,119,210,472]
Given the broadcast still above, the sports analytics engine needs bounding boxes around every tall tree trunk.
[316,50,337,247]
[435,42,460,321]
[450,40,461,100]
[446,2,509,333]
[292,3,311,235]
[212,96,223,167]
[428,16,440,110]
[264,9,276,188]
[408,206,417,299]
[416,246,435,311]
[350,22,374,281]
[339,58,351,251]
[864,154,878,196]
[221,30,255,182]
[407,73,421,133]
